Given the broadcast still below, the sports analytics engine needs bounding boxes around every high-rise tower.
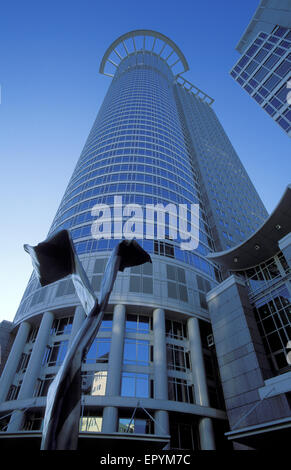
[0,30,268,450]
[230,0,291,136]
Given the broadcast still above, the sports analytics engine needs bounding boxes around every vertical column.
[69,305,86,347]
[0,321,31,404]
[102,304,126,433]
[153,308,169,437]
[7,311,54,432]
[187,316,215,450]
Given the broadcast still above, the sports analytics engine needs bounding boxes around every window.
[264,54,280,69]
[118,417,153,434]
[100,313,113,332]
[245,257,281,295]
[170,421,198,450]
[166,344,190,371]
[125,314,150,334]
[166,265,188,302]
[43,340,68,366]
[244,61,258,75]
[264,104,276,116]
[27,327,39,343]
[34,374,55,397]
[121,372,150,397]
[129,263,153,294]
[6,381,22,401]
[80,412,102,432]
[91,275,102,291]
[82,371,107,396]
[123,339,150,365]
[154,240,174,258]
[51,316,73,336]
[168,377,194,403]
[84,338,111,364]
[263,74,280,91]
[23,412,43,431]
[278,252,290,274]
[94,258,108,273]
[165,319,187,339]
[16,352,31,373]
[197,275,212,310]
[253,285,291,374]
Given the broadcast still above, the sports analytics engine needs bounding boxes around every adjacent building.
[0,30,272,451]
[230,0,291,136]
[207,185,291,449]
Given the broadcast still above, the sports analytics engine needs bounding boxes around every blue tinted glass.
[246,44,259,57]
[136,376,149,397]
[137,341,149,362]
[98,341,110,358]
[121,376,135,397]
[269,36,280,43]
[249,78,258,87]
[280,40,290,48]
[274,27,287,37]
[264,54,280,69]
[275,84,289,101]
[275,61,290,77]
[258,87,269,97]
[58,341,68,363]
[254,49,268,62]
[270,96,283,110]
[274,47,285,56]
[263,74,281,91]
[254,67,269,82]
[245,61,258,74]
[124,341,136,361]
[264,104,276,116]
[263,42,273,50]
[276,117,289,130]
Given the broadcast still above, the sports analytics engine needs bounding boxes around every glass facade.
[231,26,291,135]
[240,251,291,375]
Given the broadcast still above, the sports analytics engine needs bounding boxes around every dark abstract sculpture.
[24,230,151,449]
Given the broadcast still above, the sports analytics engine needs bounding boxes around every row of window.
[244,253,288,296]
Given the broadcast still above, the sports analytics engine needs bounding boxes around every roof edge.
[207,184,291,271]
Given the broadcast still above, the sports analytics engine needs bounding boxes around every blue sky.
[0,0,290,322]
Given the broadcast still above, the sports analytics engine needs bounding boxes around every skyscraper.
[230,0,291,136]
[0,30,268,451]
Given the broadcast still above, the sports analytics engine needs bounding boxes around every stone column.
[102,304,126,433]
[69,305,86,347]
[7,311,54,432]
[187,316,215,450]
[0,321,31,404]
[153,308,169,437]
